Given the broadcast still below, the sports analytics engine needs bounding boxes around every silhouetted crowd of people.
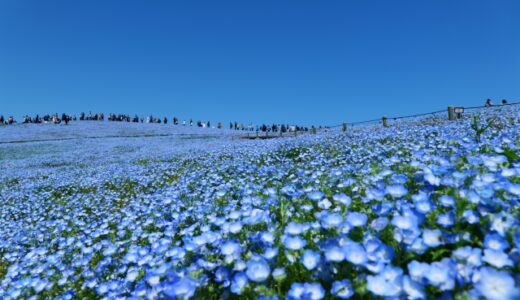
[229,122,311,133]
[79,112,104,121]
[0,115,16,125]
[0,112,312,133]
[3,113,74,125]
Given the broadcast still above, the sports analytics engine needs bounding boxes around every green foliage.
[502,147,520,163]
[470,115,496,143]
[278,147,308,163]
[0,259,8,281]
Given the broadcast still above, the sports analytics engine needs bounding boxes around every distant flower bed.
[0,107,519,299]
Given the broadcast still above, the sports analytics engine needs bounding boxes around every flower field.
[1,107,519,299]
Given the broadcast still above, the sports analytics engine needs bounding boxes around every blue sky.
[1,0,519,126]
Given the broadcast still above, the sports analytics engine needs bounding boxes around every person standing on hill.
[485,99,493,107]
[62,113,69,125]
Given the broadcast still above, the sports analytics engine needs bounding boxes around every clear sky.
[1,0,519,126]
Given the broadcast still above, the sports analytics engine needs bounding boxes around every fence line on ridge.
[326,101,520,132]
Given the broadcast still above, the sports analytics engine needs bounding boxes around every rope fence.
[327,101,520,132]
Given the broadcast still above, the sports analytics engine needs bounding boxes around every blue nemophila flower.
[453,246,482,266]
[146,272,162,287]
[466,191,481,204]
[412,191,430,203]
[331,279,354,299]
[365,240,394,263]
[132,282,148,298]
[263,247,279,260]
[484,232,509,251]
[320,213,343,229]
[102,244,117,256]
[318,198,332,209]
[307,191,325,201]
[343,242,367,266]
[414,196,434,214]
[371,217,389,231]
[474,267,519,300]
[505,183,520,196]
[424,259,456,291]
[332,193,351,206]
[285,222,306,235]
[228,222,243,234]
[407,260,429,282]
[325,246,345,262]
[424,170,441,186]
[366,265,403,297]
[125,268,139,283]
[287,282,325,300]
[462,209,479,224]
[302,204,314,212]
[221,240,242,257]
[366,188,385,201]
[402,275,425,300]
[490,212,515,236]
[346,212,367,227]
[438,195,455,207]
[392,213,419,231]
[215,267,230,284]
[245,257,270,282]
[33,278,50,293]
[385,185,408,198]
[261,232,275,244]
[230,272,248,295]
[234,260,247,272]
[372,201,393,215]
[302,250,320,270]
[163,277,198,299]
[436,211,455,227]
[422,229,443,248]
[272,268,286,281]
[482,249,513,268]
[283,236,307,250]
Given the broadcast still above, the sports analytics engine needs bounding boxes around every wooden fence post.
[448,106,455,121]
[382,117,389,127]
